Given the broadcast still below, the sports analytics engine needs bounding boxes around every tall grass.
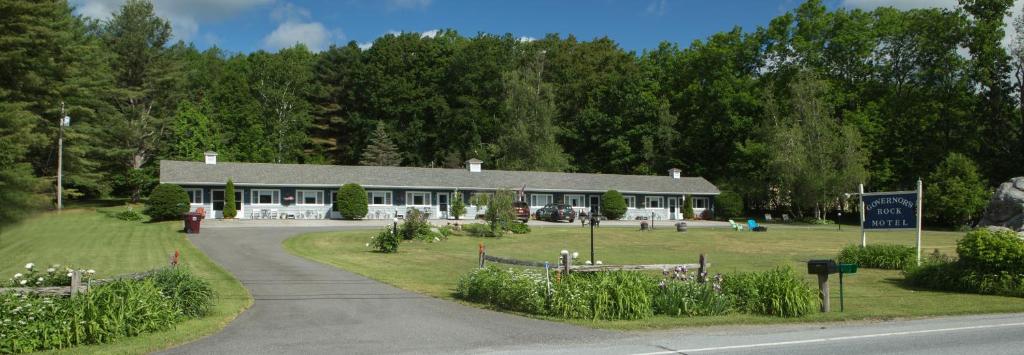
[837,244,915,270]
[722,266,817,317]
[652,279,733,317]
[150,267,215,318]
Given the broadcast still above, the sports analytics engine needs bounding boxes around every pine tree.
[224,179,237,219]
[359,121,402,166]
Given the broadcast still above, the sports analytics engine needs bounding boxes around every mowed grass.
[0,207,252,354]
[284,224,1024,329]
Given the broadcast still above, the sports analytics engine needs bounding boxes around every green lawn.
[284,224,1024,329]
[0,207,252,354]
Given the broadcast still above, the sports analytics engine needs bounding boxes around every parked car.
[534,203,576,222]
[513,201,530,223]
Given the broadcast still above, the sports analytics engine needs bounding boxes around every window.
[406,191,431,206]
[367,191,393,206]
[645,196,664,209]
[530,194,553,207]
[331,192,338,212]
[185,188,203,205]
[624,195,636,208]
[297,190,324,205]
[251,189,280,205]
[693,197,709,209]
[564,194,584,207]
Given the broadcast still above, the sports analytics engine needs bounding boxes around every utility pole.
[57,102,68,211]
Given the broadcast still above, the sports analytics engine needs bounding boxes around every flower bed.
[455,264,817,320]
[0,265,215,354]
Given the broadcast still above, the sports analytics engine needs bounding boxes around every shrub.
[924,153,989,227]
[455,266,547,314]
[368,225,400,253]
[550,272,655,320]
[461,223,494,237]
[683,195,695,219]
[714,191,743,220]
[224,179,237,218]
[507,221,530,234]
[399,209,432,240]
[337,183,368,220]
[601,190,627,220]
[956,228,1024,275]
[144,184,189,221]
[484,189,515,234]
[4,263,95,287]
[115,208,143,221]
[722,266,817,317]
[653,277,734,317]
[150,267,215,318]
[837,244,915,270]
[451,192,466,220]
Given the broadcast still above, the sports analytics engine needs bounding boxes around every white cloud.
[386,0,431,10]
[420,29,439,38]
[646,0,668,16]
[261,3,344,52]
[517,36,537,42]
[72,0,272,40]
[358,41,374,51]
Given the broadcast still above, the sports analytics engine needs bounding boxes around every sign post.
[916,179,923,265]
[859,184,865,247]
[859,183,923,264]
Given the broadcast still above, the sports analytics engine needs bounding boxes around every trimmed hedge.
[223,179,237,218]
[337,183,368,220]
[144,184,190,221]
[601,190,627,220]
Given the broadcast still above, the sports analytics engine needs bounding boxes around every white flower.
[67,272,73,277]
[24,263,33,270]
[36,277,43,282]
[13,273,22,279]
[596,261,603,265]
[46,268,55,273]
[585,260,592,265]
[18,280,27,285]
[572,252,579,259]
[86,269,95,275]
[365,243,370,247]
[560,250,569,255]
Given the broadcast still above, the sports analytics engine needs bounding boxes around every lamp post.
[392,217,398,237]
[590,213,595,265]
[56,102,69,211]
[837,212,842,231]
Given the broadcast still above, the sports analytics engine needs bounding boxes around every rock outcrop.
[978,177,1024,233]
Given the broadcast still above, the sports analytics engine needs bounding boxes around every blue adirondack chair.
[748,219,766,232]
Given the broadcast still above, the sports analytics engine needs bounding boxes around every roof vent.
[466,158,483,173]
[668,168,681,179]
[204,151,218,165]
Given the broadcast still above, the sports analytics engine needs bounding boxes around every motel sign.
[862,192,918,230]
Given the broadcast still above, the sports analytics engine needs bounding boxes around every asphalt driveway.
[161,227,610,354]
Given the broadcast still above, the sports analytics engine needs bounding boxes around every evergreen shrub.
[144,184,190,221]
[224,179,237,218]
[601,190,627,220]
[337,183,368,220]
[714,191,743,220]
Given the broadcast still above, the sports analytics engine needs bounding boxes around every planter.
[675,222,687,232]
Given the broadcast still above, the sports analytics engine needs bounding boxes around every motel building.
[159,152,720,221]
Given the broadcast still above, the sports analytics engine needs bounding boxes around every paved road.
[164,227,1024,354]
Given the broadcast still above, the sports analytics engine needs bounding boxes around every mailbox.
[807,259,837,275]
[838,263,858,274]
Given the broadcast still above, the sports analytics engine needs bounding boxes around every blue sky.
[71,0,989,55]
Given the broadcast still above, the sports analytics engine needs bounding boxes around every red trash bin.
[184,212,202,234]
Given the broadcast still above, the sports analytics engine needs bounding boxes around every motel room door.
[211,189,242,219]
[589,195,600,216]
[668,197,678,220]
[437,193,450,219]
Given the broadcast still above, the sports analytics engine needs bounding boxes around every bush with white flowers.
[5,263,94,288]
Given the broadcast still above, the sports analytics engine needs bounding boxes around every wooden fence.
[0,251,179,297]
[477,243,710,277]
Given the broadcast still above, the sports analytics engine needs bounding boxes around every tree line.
[2,0,1021,228]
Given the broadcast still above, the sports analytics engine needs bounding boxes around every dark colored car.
[513,201,530,223]
[534,203,577,222]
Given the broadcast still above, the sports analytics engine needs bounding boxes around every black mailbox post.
[807,259,838,312]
